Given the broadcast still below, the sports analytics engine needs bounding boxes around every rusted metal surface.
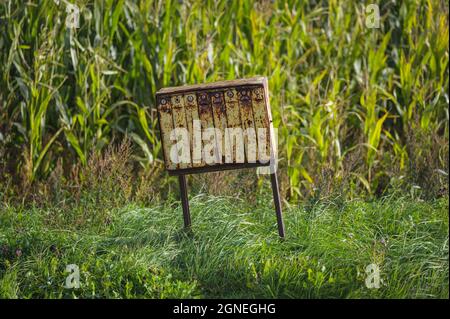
[171,94,190,169]
[210,91,228,162]
[156,77,285,238]
[251,86,271,162]
[183,93,202,167]
[271,172,285,238]
[178,174,191,228]
[158,77,270,94]
[237,87,257,163]
[167,162,269,176]
[197,91,218,165]
[156,77,274,173]
[223,88,243,163]
[157,96,177,170]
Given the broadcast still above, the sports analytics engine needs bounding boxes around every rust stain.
[223,89,241,127]
[197,92,211,115]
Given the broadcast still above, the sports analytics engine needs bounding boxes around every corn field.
[0,0,448,201]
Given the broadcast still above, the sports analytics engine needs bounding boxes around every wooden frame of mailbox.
[156,77,285,238]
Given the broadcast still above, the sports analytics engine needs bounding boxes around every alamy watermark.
[365,263,381,289]
[167,123,278,174]
[64,264,80,289]
[365,4,380,29]
[53,0,80,29]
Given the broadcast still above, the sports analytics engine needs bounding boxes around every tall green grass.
[0,194,448,298]
[0,0,448,200]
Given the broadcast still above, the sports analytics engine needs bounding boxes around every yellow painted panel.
[224,88,244,163]
[251,86,271,163]
[197,92,218,165]
[237,88,258,163]
[157,96,177,170]
[171,95,191,169]
[210,91,228,162]
[183,93,202,167]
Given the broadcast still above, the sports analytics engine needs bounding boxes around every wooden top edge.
[156,76,266,95]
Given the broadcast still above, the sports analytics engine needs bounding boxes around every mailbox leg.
[178,175,191,228]
[270,172,285,238]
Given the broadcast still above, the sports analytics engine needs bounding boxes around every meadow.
[0,0,448,299]
[1,193,448,298]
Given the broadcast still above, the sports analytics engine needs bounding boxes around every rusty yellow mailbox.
[156,77,285,237]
